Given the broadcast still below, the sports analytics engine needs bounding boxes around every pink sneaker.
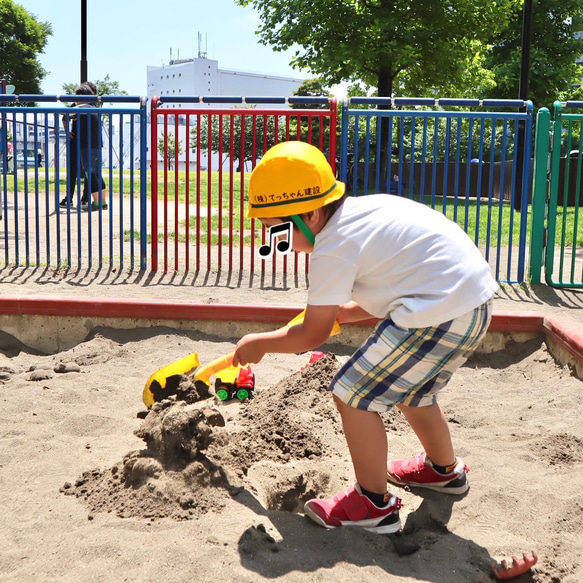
[387,453,469,495]
[304,484,402,534]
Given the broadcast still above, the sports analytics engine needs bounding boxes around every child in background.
[232,141,498,534]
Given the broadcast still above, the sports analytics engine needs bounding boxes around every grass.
[9,168,146,196]
[11,168,248,207]
[161,214,259,247]
[9,168,582,248]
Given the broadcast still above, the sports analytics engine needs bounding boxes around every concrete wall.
[0,299,581,379]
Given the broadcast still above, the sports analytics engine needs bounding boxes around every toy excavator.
[142,309,341,408]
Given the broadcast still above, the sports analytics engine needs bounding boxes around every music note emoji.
[258,221,294,258]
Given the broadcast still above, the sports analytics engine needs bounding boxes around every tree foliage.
[0,0,52,94]
[62,75,128,98]
[288,78,336,153]
[158,134,183,170]
[484,0,583,111]
[290,78,331,108]
[235,0,511,98]
[190,107,281,169]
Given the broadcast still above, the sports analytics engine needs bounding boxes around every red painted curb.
[543,315,583,363]
[487,312,544,333]
[0,297,580,366]
[0,296,302,324]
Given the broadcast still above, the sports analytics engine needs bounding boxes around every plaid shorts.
[330,300,493,412]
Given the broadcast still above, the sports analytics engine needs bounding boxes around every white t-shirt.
[308,194,499,328]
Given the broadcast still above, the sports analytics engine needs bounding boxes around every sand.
[1,305,582,582]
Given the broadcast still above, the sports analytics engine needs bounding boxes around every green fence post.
[529,107,550,284]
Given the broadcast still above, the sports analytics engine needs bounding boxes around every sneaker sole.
[304,506,402,534]
[387,473,469,495]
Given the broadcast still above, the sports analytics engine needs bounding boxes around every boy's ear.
[304,208,321,226]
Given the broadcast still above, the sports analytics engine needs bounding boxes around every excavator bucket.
[142,352,200,408]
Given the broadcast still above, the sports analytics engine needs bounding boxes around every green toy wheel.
[216,388,230,401]
[236,388,250,401]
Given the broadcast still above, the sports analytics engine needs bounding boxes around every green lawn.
[10,169,582,247]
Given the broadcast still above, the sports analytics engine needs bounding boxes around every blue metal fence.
[1,94,536,282]
[0,94,148,271]
[340,98,533,283]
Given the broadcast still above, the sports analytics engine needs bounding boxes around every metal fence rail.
[533,101,583,288]
[150,96,337,275]
[0,94,546,284]
[340,97,533,283]
[0,94,148,271]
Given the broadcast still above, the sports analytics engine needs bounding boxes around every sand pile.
[61,354,355,521]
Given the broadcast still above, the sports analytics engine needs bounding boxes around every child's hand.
[233,334,266,366]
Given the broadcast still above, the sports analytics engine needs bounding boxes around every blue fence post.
[340,97,533,283]
[517,101,534,283]
[0,94,147,271]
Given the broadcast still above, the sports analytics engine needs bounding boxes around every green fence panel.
[529,107,550,285]
[544,101,583,288]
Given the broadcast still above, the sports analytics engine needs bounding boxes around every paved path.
[0,262,581,327]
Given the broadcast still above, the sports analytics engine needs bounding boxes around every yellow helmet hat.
[247,141,345,219]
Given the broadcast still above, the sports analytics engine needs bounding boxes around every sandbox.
[0,300,582,583]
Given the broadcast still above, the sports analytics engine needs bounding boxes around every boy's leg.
[387,402,470,494]
[303,395,402,534]
[334,396,388,494]
[396,402,454,467]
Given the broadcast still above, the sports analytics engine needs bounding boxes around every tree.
[289,78,335,153]
[484,0,583,112]
[158,134,183,170]
[0,0,52,94]
[235,0,510,99]
[236,0,512,174]
[291,78,331,108]
[190,107,281,170]
[62,75,128,100]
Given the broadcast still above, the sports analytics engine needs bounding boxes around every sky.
[16,0,333,97]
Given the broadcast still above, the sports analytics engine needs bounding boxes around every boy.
[232,141,498,534]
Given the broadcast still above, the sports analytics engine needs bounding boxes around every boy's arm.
[337,300,375,324]
[232,304,338,366]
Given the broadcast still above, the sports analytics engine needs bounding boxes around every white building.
[147,56,305,109]
[146,55,307,170]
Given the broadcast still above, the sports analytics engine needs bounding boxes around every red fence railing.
[150,96,337,274]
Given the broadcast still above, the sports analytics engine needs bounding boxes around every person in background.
[60,82,96,208]
[74,83,107,212]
